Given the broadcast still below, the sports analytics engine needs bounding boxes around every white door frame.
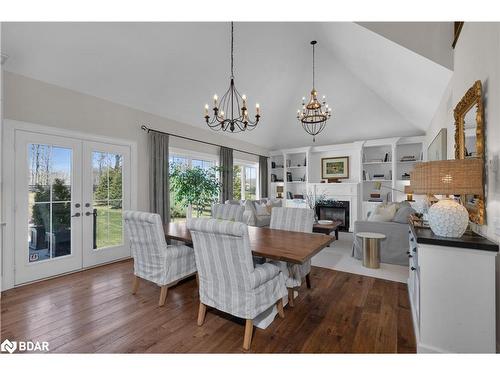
[1,120,138,291]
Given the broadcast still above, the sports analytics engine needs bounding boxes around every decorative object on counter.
[204,22,260,133]
[287,191,294,199]
[410,159,483,238]
[286,172,292,182]
[296,41,332,142]
[321,156,349,180]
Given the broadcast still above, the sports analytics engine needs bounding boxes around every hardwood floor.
[0,260,416,353]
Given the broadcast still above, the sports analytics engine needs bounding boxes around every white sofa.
[225,198,282,227]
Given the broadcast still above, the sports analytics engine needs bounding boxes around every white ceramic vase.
[428,198,469,238]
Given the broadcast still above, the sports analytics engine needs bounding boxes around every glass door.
[14,131,132,284]
[82,141,131,267]
[14,131,83,284]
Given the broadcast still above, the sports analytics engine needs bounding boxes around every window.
[233,162,259,200]
[168,149,218,222]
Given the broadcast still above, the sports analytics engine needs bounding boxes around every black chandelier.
[297,40,332,142]
[204,22,260,132]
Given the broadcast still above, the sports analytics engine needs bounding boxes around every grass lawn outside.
[95,204,123,249]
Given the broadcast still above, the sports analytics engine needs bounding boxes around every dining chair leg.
[132,276,139,295]
[276,298,285,318]
[288,288,295,307]
[197,302,207,326]
[305,273,312,289]
[158,285,168,306]
[243,319,253,351]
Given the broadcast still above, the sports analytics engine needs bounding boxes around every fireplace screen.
[316,201,350,231]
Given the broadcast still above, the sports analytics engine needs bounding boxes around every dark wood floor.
[0,260,415,353]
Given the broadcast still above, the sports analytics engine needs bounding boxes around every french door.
[14,130,131,285]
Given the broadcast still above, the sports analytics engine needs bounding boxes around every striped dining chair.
[124,211,197,307]
[270,207,314,307]
[211,203,245,222]
[187,218,286,350]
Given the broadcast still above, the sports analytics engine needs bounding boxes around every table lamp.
[404,185,414,202]
[410,159,483,237]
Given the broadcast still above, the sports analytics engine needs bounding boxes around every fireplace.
[316,200,350,232]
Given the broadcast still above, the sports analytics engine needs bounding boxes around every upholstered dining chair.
[187,218,286,350]
[270,207,314,307]
[124,211,197,307]
[211,203,245,222]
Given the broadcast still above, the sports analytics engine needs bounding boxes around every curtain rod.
[141,125,267,158]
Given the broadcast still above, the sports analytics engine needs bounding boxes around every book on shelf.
[400,155,417,162]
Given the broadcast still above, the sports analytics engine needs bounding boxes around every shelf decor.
[204,22,260,133]
[296,41,332,142]
[321,156,349,181]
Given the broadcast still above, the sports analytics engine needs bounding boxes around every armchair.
[124,211,197,306]
[187,218,286,350]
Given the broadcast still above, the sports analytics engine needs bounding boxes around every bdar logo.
[1,339,17,353]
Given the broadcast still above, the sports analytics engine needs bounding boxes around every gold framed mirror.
[454,80,485,224]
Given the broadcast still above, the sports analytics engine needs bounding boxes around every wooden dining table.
[164,222,335,265]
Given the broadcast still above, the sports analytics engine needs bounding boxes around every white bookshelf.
[360,137,424,207]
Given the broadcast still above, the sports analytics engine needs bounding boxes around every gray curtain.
[149,131,170,224]
[219,146,233,202]
[259,155,268,198]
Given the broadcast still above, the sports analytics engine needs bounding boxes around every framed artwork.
[428,128,447,161]
[321,156,349,180]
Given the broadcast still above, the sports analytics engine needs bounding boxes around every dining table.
[164,221,335,265]
[164,221,335,329]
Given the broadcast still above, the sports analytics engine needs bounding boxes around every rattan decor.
[410,159,483,195]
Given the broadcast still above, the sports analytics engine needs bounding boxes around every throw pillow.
[254,202,269,216]
[368,203,397,222]
[392,206,416,224]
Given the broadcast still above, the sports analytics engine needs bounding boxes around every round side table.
[356,232,386,269]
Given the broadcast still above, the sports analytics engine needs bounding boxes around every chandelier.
[204,22,260,132]
[297,40,332,142]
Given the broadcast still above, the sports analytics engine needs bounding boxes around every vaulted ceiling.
[2,22,453,150]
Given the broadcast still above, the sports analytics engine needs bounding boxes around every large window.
[233,163,258,201]
[168,149,217,221]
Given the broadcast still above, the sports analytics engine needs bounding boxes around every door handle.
[85,212,93,216]
[72,213,81,217]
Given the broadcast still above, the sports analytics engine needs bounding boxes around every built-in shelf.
[287,181,306,184]
[363,161,392,165]
[363,179,392,183]
[397,160,421,164]
[287,166,306,169]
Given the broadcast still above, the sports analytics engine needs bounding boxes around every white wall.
[425,22,500,350]
[3,72,269,212]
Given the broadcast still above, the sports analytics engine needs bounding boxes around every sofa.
[352,201,416,266]
[225,198,282,227]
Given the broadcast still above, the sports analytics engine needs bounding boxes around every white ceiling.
[2,22,452,150]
